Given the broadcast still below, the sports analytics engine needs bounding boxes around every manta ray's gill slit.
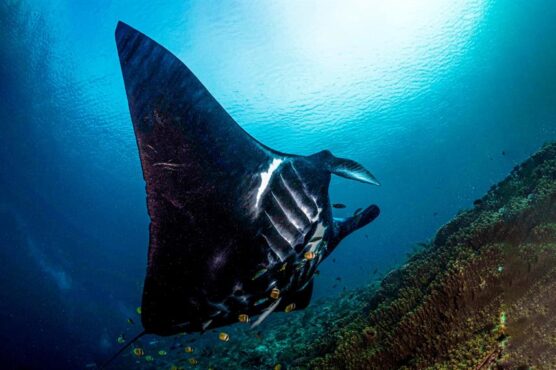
[289,163,322,221]
[267,197,307,250]
[255,158,283,209]
[270,191,305,233]
[264,211,297,247]
[278,172,316,223]
[290,162,319,207]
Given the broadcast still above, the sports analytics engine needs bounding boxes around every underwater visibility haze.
[1,0,556,369]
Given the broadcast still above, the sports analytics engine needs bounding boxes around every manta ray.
[115,21,380,337]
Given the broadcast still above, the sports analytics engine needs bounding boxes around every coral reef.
[121,142,556,369]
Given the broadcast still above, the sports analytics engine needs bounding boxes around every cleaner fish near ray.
[114,21,380,340]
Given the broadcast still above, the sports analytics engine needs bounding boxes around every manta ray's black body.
[115,22,380,336]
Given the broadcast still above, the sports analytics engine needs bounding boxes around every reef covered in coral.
[120,142,556,369]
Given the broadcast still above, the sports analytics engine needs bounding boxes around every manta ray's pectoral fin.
[330,205,380,251]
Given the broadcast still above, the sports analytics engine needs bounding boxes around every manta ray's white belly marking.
[255,158,283,209]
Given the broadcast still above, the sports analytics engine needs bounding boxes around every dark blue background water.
[1,1,555,368]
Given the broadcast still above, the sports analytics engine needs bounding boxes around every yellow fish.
[270,287,280,299]
[218,332,230,342]
[304,251,316,260]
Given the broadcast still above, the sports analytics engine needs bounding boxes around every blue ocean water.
[1,0,555,368]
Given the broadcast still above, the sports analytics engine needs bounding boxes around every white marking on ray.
[289,163,319,221]
[291,162,318,207]
[202,320,213,330]
[255,158,283,209]
[209,310,222,318]
[251,297,282,328]
[262,233,286,262]
[310,195,323,219]
[298,278,313,292]
[279,173,315,222]
[208,301,230,315]
[271,191,304,232]
[265,211,296,247]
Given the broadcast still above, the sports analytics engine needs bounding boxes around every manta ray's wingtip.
[114,21,140,53]
[115,21,130,53]
[115,20,131,36]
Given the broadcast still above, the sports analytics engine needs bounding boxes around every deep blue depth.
[1,1,556,368]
